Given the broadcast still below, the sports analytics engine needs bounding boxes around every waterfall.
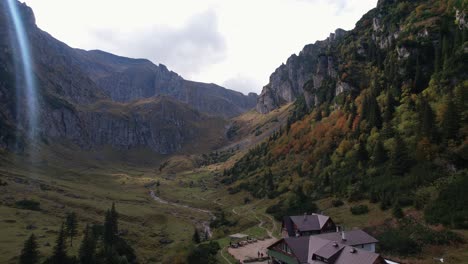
[6,0,40,153]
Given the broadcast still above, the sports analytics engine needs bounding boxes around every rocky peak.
[256,29,346,114]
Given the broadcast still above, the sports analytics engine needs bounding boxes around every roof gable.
[288,213,330,232]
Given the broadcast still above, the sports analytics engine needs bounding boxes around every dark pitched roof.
[284,236,311,263]
[269,230,382,264]
[284,213,331,236]
[313,241,345,260]
[314,229,378,246]
[331,245,381,264]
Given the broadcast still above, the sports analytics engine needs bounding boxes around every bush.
[331,199,344,207]
[350,205,369,215]
[424,172,468,229]
[15,200,41,211]
[392,205,404,219]
[187,241,220,264]
[378,229,421,256]
[377,218,463,257]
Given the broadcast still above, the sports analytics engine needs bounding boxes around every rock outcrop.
[256,29,346,113]
[73,50,257,118]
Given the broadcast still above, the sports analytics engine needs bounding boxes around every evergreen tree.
[192,228,201,244]
[372,139,387,166]
[50,224,69,264]
[441,97,460,141]
[103,210,115,247]
[414,55,424,92]
[315,109,322,122]
[65,212,78,247]
[356,141,368,163]
[110,203,119,236]
[79,225,96,264]
[19,234,39,264]
[104,203,119,248]
[387,136,412,176]
[442,35,451,70]
[392,204,404,219]
[419,98,435,139]
[362,95,382,128]
[434,43,441,73]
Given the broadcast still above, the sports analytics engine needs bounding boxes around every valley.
[0,0,467,263]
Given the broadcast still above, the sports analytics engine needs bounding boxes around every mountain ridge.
[0,1,254,154]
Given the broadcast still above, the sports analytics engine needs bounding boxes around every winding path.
[149,190,215,237]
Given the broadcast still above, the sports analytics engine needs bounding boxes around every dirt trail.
[149,190,215,237]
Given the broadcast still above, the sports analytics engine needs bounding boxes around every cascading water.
[6,0,40,157]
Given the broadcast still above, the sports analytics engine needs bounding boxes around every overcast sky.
[23,0,377,95]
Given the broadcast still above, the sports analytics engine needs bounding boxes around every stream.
[149,190,215,238]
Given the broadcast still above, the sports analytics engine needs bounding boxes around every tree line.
[19,203,136,264]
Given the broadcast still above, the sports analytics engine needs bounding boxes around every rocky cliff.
[0,1,234,154]
[256,29,346,113]
[73,49,258,118]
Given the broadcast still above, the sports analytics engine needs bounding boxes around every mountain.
[227,0,467,229]
[0,1,253,154]
[72,49,258,118]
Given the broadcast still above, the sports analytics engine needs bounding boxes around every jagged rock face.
[0,1,231,154]
[256,29,346,113]
[73,50,257,119]
[40,97,224,154]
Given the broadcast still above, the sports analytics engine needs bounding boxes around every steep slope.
[73,49,258,118]
[0,1,245,154]
[256,29,346,113]
[226,0,467,231]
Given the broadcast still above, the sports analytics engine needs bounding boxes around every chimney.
[336,225,340,233]
[304,212,307,220]
[349,247,356,253]
[341,231,346,241]
[332,242,338,247]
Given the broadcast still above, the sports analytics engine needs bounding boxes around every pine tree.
[434,43,441,73]
[356,141,368,163]
[387,136,412,176]
[192,228,201,244]
[79,225,96,264]
[103,203,120,248]
[372,139,387,166]
[369,96,382,128]
[315,109,322,122]
[442,34,452,70]
[50,224,68,264]
[19,234,39,264]
[65,212,78,247]
[441,97,460,141]
[419,98,435,139]
[414,55,424,92]
[110,203,119,236]
[392,204,404,219]
[103,210,114,247]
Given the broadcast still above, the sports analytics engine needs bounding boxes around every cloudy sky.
[23,0,377,95]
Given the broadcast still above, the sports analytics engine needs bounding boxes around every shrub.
[377,218,463,257]
[378,229,421,256]
[331,199,344,207]
[15,200,41,211]
[350,205,369,215]
[392,205,404,219]
[187,241,220,264]
[425,172,468,229]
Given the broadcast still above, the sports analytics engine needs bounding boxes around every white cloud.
[90,10,226,78]
[23,0,378,94]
